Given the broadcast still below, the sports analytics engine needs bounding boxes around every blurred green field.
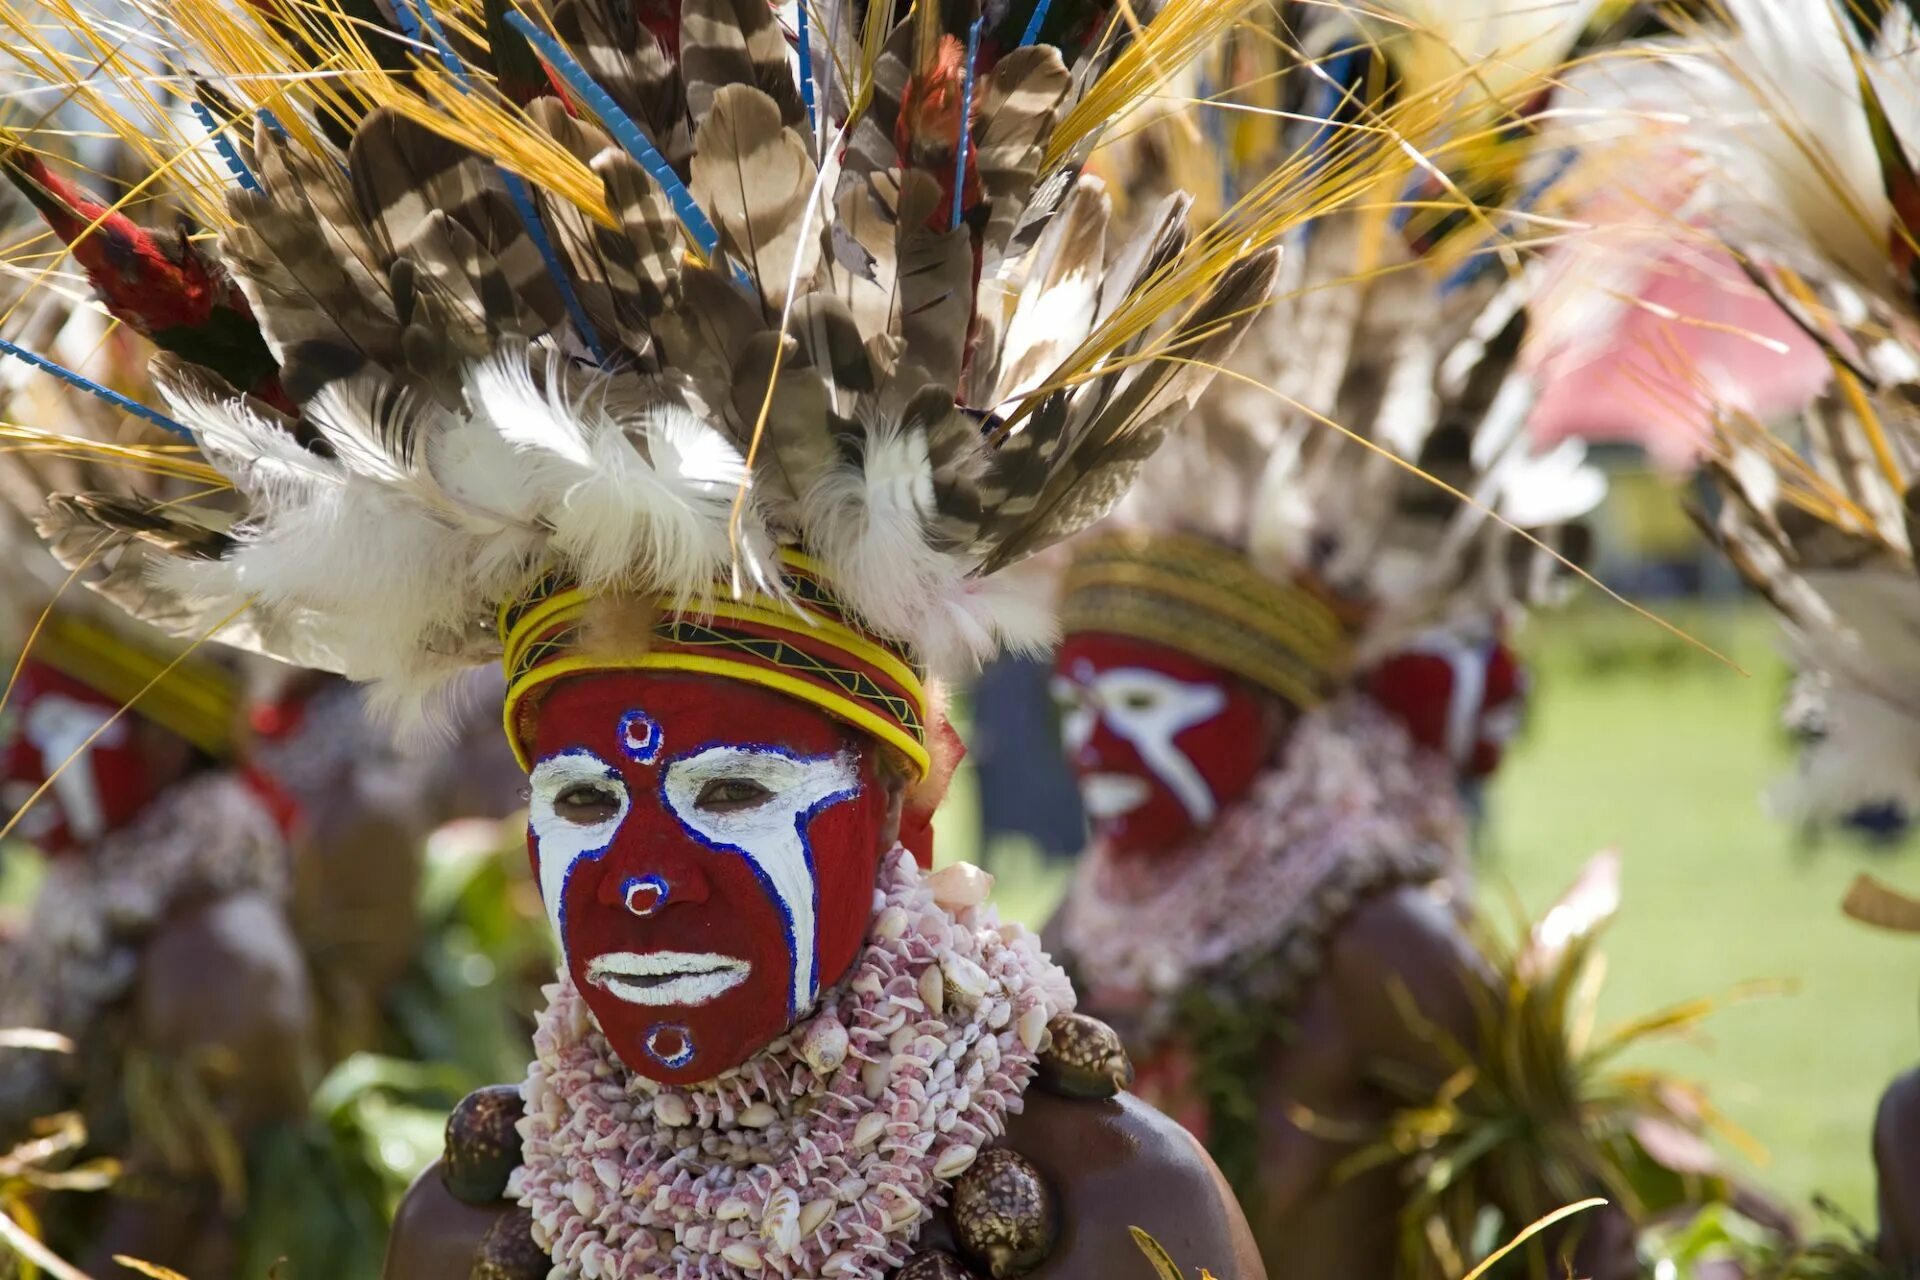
[955,600,1920,1225]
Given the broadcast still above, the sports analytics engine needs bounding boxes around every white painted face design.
[24,693,125,842]
[1054,666,1227,825]
[660,745,861,1014]
[528,747,632,943]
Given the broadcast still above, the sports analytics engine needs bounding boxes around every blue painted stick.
[1019,0,1054,47]
[503,8,722,257]
[0,337,190,439]
[406,0,610,362]
[187,100,261,193]
[795,0,818,138]
[952,15,983,232]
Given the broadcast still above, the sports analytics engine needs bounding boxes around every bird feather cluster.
[1645,0,1920,826]
[1086,0,1608,661]
[4,0,1288,724]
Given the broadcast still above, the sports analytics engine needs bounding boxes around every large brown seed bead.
[442,1085,526,1204]
[1034,1012,1134,1100]
[470,1207,548,1280]
[898,1250,983,1280]
[951,1148,1056,1279]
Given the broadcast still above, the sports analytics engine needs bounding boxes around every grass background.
[955,600,1920,1224]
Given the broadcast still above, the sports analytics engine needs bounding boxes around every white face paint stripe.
[24,694,126,842]
[660,745,860,1015]
[527,748,632,944]
[1080,667,1227,826]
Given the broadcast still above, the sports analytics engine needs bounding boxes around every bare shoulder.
[1322,883,1486,1060]
[133,890,315,1123]
[1003,1090,1265,1280]
[383,1160,519,1280]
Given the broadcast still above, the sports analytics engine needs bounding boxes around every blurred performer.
[0,600,318,1276]
[1046,7,1622,1277]
[0,0,1315,1274]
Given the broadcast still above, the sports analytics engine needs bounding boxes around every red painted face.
[0,660,160,853]
[1052,634,1276,858]
[524,671,891,1084]
[1364,636,1526,781]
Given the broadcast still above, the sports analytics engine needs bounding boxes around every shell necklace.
[513,847,1075,1280]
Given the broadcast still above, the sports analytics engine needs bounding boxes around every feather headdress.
[1646,0,1920,827]
[1,0,1295,768]
[1059,0,1606,709]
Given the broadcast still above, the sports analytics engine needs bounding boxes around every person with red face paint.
[0,606,317,1279]
[1045,93,1612,1274]
[0,0,1292,1274]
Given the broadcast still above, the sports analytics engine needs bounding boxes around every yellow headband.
[33,611,239,759]
[499,551,932,780]
[1060,531,1357,709]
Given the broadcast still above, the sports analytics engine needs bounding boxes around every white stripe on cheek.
[1091,667,1228,825]
[527,749,631,945]
[660,746,861,1015]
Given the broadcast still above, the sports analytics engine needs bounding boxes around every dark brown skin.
[76,889,318,1278]
[1875,1065,1920,1270]
[1073,885,1636,1280]
[1244,885,1485,1280]
[382,1089,1263,1280]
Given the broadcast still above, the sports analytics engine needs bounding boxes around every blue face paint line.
[528,747,630,947]
[645,1023,696,1069]
[0,338,191,440]
[657,741,863,1018]
[618,708,663,764]
[188,100,262,193]
[621,873,670,917]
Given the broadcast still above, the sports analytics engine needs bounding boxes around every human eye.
[694,777,772,812]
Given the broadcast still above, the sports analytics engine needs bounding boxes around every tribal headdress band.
[1059,531,1356,711]
[30,611,240,760]
[499,549,931,777]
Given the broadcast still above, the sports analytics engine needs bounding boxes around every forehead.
[528,670,858,759]
[1055,632,1234,686]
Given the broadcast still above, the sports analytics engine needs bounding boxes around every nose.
[595,850,712,913]
[1077,713,1124,772]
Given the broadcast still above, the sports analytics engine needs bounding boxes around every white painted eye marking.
[25,694,126,842]
[1082,667,1227,826]
[619,709,662,763]
[528,749,631,943]
[660,745,861,1016]
[1050,675,1096,757]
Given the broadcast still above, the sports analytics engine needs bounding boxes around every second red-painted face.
[0,660,160,854]
[524,671,891,1084]
[1051,634,1277,859]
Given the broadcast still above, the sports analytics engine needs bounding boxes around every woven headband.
[34,612,240,759]
[499,551,931,780]
[1059,531,1357,710]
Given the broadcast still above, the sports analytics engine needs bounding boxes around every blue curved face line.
[659,741,862,1019]
[619,708,662,764]
[645,1023,696,1070]
[527,748,631,947]
[621,873,670,916]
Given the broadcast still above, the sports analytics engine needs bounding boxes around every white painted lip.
[585,951,751,1006]
[1080,773,1150,819]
